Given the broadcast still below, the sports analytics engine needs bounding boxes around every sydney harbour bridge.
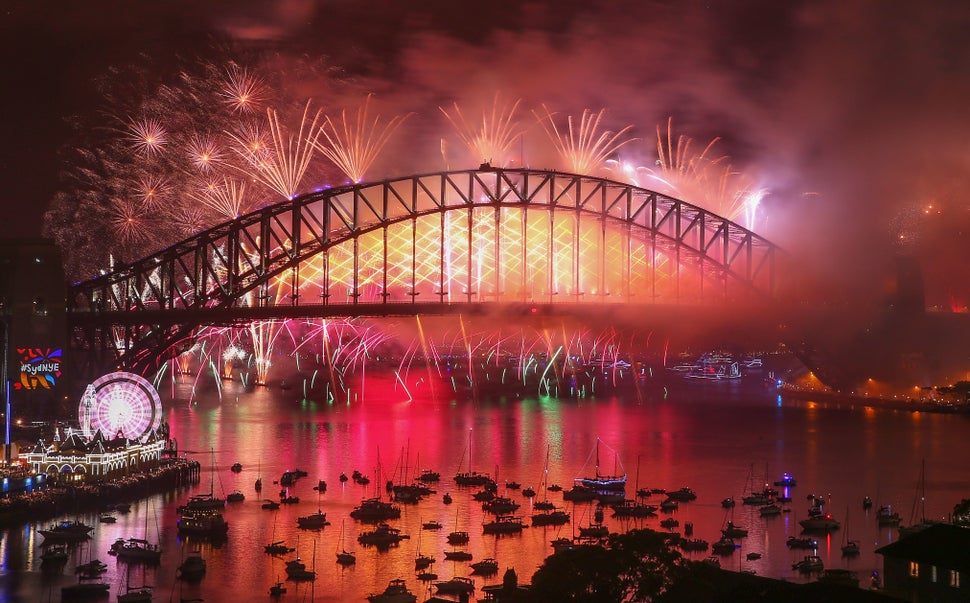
[64,167,959,391]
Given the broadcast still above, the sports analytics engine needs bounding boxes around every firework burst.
[440,94,525,166]
[230,101,323,199]
[187,133,225,172]
[193,177,250,221]
[533,105,635,175]
[126,117,168,157]
[219,64,266,113]
[311,94,410,183]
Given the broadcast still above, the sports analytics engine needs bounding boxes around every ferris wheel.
[78,372,162,441]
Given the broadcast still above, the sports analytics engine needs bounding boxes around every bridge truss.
[68,168,785,376]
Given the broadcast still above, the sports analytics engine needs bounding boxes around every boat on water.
[114,538,162,564]
[792,554,824,573]
[711,537,737,555]
[417,469,440,483]
[799,513,840,532]
[611,499,658,518]
[721,521,748,538]
[226,490,245,502]
[38,520,94,543]
[265,540,295,555]
[447,530,470,544]
[98,514,117,523]
[177,508,229,537]
[75,559,108,577]
[759,503,783,516]
[367,578,417,603]
[680,352,743,380]
[269,581,287,597]
[665,487,697,502]
[117,585,153,603]
[531,508,570,526]
[177,552,207,580]
[336,549,357,565]
[357,523,409,547]
[297,509,330,529]
[678,538,709,552]
[471,557,499,575]
[61,578,110,600]
[876,504,901,526]
[231,462,243,472]
[350,497,401,521]
[40,544,69,563]
[578,522,609,538]
[444,550,473,561]
[434,576,476,596]
[422,520,442,530]
[482,514,525,534]
[574,438,626,492]
[786,536,818,549]
[482,496,520,515]
[414,552,435,570]
[773,472,797,487]
[551,537,575,553]
[285,557,316,581]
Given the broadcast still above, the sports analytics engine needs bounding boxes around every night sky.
[2,0,969,307]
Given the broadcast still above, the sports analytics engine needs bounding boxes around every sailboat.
[574,438,626,491]
[115,500,162,564]
[255,457,263,493]
[611,455,657,517]
[841,505,860,556]
[899,459,940,537]
[336,520,356,565]
[180,449,226,512]
[454,429,491,486]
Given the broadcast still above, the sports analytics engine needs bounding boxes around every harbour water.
[3,370,970,602]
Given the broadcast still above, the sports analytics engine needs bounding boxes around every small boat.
[38,520,94,543]
[357,523,409,548]
[336,549,356,565]
[98,514,117,523]
[548,483,562,492]
[434,576,476,596]
[746,552,762,561]
[417,571,438,581]
[284,557,316,581]
[75,559,108,577]
[863,495,873,510]
[418,469,441,483]
[531,509,570,526]
[799,513,840,532]
[61,579,110,600]
[786,536,818,549]
[659,518,679,529]
[551,537,575,553]
[506,481,521,490]
[444,550,473,561]
[262,499,280,510]
[759,503,783,516]
[447,531,470,545]
[471,558,499,575]
[660,498,678,512]
[269,581,287,597]
[876,505,901,526]
[842,539,861,556]
[122,580,154,601]
[666,487,697,502]
[721,497,736,508]
[414,552,435,570]
[177,509,229,537]
[574,438,626,492]
[773,472,797,487]
[114,538,162,564]
[721,521,748,538]
[339,472,349,482]
[678,538,709,552]
[443,493,453,504]
[280,495,300,505]
[231,462,243,472]
[711,537,737,555]
[265,541,295,555]
[40,544,69,563]
[297,510,330,529]
[422,520,443,530]
[313,480,327,491]
[177,552,207,580]
[792,554,824,573]
[482,515,525,534]
[578,523,609,538]
[367,578,417,603]
[521,486,536,497]
[226,490,245,502]
[350,498,401,521]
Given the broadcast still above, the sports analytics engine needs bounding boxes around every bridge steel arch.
[68,168,785,376]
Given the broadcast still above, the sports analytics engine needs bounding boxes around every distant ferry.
[673,352,742,380]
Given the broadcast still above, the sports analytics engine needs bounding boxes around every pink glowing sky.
[2,0,969,307]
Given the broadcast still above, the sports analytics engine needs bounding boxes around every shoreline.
[0,457,201,530]
[781,387,968,414]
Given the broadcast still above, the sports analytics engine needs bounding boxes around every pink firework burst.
[126,117,168,157]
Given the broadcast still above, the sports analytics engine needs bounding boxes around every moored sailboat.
[574,438,626,492]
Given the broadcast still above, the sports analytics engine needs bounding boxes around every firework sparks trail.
[193,177,250,221]
[126,117,168,157]
[311,94,410,184]
[219,64,266,114]
[439,94,525,166]
[533,105,635,175]
[230,100,323,199]
[187,133,225,172]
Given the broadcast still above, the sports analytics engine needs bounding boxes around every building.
[19,428,166,485]
[875,523,970,602]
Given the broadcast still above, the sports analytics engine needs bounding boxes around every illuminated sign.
[14,348,62,390]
